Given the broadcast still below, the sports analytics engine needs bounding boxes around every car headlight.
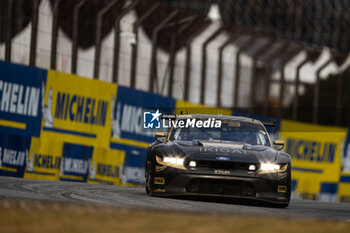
[156,155,186,170]
[259,163,287,174]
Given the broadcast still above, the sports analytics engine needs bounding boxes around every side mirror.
[155,132,166,142]
[273,139,284,150]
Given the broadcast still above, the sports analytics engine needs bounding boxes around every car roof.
[175,114,263,125]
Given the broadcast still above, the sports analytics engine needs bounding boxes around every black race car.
[145,114,291,207]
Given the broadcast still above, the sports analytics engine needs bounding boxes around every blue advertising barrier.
[110,85,176,146]
[0,61,47,137]
[0,132,31,177]
[117,144,147,185]
[320,182,338,202]
[110,86,175,185]
[60,142,94,182]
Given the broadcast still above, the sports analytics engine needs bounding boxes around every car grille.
[195,160,258,171]
[186,179,256,197]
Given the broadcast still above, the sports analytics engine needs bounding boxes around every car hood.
[154,140,290,164]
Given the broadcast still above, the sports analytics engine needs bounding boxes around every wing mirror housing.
[155,132,166,142]
[273,139,285,150]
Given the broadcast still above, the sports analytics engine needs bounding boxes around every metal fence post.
[5,0,13,62]
[335,66,350,125]
[93,0,120,79]
[233,36,255,108]
[167,17,197,97]
[278,45,302,118]
[164,36,177,96]
[112,0,141,84]
[250,39,274,113]
[200,26,224,105]
[129,2,160,88]
[293,57,310,121]
[71,0,88,74]
[50,0,60,69]
[262,41,288,116]
[149,9,178,93]
[313,57,334,123]
[29,0,40,66]
[216,31,241,107]
[184,22,209,101]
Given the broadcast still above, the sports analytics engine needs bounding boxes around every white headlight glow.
[260,163,281,172]
[176,158,184,165]
[157,155,186,170]
[248,165,256,171]
[189,161,196,167]
[163,157,171,163]
[169,158,177,164]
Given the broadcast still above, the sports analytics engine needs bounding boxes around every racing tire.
[145,163,154,196]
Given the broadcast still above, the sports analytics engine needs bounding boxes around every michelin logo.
[54,91,108,126]
[89,161,121,180]
[286,138,336,162]
[0,80,40,116]
[27,152,61,171]
[115,104,153,137]
[61,158,90,175]
[0,147,27,167]
[143,109,161,129]
[111,102,154,139]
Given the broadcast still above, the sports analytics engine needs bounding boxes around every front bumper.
[152,168,290,204]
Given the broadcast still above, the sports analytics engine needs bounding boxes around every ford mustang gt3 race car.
[145,115,291,208]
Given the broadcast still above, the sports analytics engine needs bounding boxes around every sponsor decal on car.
[200,147,246,155]
[216,156,230,161]
[154,177,165,185]
[214,169,230,175]
[278,185,287,193]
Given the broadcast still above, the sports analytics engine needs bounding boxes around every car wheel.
[145,164,154,196]
[285,164,292,203]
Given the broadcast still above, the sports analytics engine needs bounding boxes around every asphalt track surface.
[0,177,349,221]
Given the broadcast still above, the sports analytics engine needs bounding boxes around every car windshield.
[171,119,270,146]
